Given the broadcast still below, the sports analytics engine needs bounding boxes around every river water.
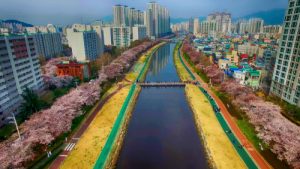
[116,43,209,169]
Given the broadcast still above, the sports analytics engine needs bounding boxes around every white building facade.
[270,0,300,106]
[0,35,43,126]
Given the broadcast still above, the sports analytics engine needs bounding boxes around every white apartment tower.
[146,2,170,38]
[207,12,231,33]
[112,27,131,48]
[67,28,101,62]
[132,25,147,41]
[248,18,264,34]
[0,35,44,126]
[193,18,200,35]
[270,0,300,106]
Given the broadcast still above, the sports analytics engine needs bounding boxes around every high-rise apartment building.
[66,24,104,61]
[270,0,300,106]
[112,27,131,48]
[199,20,217,34]
[0,35,44,126]
[67,29,102,61]
[188,18,194,33]
[146,2,170,38]
[248,18,264,33]
[207,12,231,33]
[132,25,147,41]
[26,25,63,60]
[113,5,144,27]
[102,27,113,46]
[193,18,200,35]
[264,25,283,34]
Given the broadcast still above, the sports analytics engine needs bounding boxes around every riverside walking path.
[178,43,272,169]
[49,84,126,169]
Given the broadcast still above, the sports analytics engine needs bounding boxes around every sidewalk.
[49,84,125,169]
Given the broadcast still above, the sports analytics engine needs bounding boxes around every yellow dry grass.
[60,86,130,169]
[60,42,164,169]
[173,47,192,81]
[185,84,247,169]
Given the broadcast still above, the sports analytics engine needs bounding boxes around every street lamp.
[7,112,21,140]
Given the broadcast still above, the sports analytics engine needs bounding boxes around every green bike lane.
[176,41,260,169]
[93,44,163,169]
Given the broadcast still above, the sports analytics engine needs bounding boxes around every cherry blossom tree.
[0,40,160,169]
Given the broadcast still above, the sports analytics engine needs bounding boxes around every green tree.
[20,88,46,120]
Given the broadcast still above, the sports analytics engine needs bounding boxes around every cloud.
[0,0,288,25]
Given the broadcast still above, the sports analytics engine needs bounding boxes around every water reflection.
[145,43,180,82]
[116,88,209,169]
[116,43,209,169]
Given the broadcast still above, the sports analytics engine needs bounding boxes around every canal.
[116,43,209,169]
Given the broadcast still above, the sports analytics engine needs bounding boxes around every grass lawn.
[185,84,246,169]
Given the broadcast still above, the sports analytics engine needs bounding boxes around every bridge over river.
[115,42,209,169]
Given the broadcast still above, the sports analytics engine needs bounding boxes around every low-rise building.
[56,61,90,80]
[225,50,239,65]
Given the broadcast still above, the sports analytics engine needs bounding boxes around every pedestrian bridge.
[137,81,198,87]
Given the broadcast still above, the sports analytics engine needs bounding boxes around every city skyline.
[0,0,288,25]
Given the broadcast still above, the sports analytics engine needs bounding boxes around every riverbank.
[60,42,165,169]
[185,84,247,169]
[173,41,247,168]
[176,39,273,169]
[173,42,192,81]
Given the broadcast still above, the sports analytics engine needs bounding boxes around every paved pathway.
[179,49,272,169]
[49,84,126,169]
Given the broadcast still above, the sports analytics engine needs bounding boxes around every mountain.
[236,9,285,25]
[171,16,206,24]
[101,15,113,23]
[0,19,33,27]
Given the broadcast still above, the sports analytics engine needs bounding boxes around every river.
[116,43,209,169]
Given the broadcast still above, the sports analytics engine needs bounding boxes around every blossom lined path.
[49,84,126,169]
[179,47,272,169]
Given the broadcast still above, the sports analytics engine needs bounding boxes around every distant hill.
[0,19,33,27]
[170,9,285,25]
[236,9,286,25]
[101,15,113,23]
[171,17,206,24]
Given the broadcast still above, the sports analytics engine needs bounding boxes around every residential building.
[56,61,90,80]
[225,50,239,65]
[270,0,300,106]
[102,27,113,46]
[188,18,194,33]
[146,2,170,38]
[0,35,43,126]
[199,20,217,34]
[113,5,144,27]
[248,18,264,33]
[264,25,283,34]
[66,28,101,61]
[193,18,200,35]
[132,25,147,41]
[207,12,231,33]
[112,26,131,48]
[26,25,63,60]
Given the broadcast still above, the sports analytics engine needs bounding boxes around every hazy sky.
[0,0,288,25]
